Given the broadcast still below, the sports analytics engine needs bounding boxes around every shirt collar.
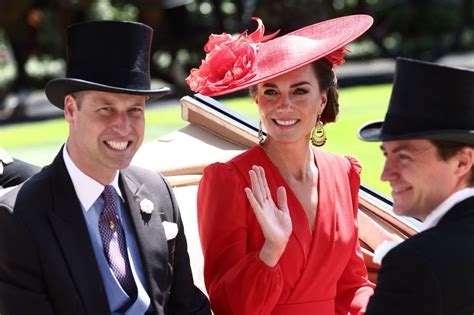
[62,144,124,212]
[420,187,474,231]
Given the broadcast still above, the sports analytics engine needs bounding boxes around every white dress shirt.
[374,187,474,265]
[420,187,474,231]
[62,145,151,314]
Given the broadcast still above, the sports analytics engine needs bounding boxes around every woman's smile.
[273,119,299,127]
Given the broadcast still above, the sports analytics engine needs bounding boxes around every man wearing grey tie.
[0,20,210,315]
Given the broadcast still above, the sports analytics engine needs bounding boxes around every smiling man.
[0,20,210,315]
[359,58,474,315]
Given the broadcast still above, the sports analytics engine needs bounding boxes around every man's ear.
[63,95,76,123]
[455,147,474,181]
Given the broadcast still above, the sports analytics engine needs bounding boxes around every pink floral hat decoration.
[186,15,373,96]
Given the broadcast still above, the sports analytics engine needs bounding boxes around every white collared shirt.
[374,187,474,264]
[62,144,151,314]
[420,187,474,231]
[62,145,123,210]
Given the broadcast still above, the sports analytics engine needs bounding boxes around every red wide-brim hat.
[187,15,373,96]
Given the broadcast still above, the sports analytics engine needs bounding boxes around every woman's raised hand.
[245,165,292,267]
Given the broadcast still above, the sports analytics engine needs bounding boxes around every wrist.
[258,241,286,267]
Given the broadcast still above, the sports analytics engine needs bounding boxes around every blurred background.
[0,0,472,116]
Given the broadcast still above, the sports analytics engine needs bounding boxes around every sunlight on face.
[380,139,461,220]
[64,91,147,184]
[253,64,327,146]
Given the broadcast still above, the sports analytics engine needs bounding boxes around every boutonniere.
[139,198,154,214]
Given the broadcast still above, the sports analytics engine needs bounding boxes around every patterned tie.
[99,185,137,297]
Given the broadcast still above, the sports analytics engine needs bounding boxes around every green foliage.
[0,0,470,94]
[25,56,65,81]
[0,31,14,88]
[87,0,139,21]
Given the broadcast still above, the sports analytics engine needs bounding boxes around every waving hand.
[245,165,292,267]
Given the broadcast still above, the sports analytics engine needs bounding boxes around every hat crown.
[256,35,341,80]
[383,58,474,135]
[358,58,474,144]
[65,20,152,89]
[45,20,170,109]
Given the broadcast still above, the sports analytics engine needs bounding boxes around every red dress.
[197,146,374,315]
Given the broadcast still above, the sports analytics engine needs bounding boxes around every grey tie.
[98,185,137,297]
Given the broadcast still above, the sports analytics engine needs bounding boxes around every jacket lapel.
[119,171,169,309]
[438,196,474,226]
[47,150,110,314]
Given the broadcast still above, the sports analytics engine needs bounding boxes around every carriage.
[132,93,420,292]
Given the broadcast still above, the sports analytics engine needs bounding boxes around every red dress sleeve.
[197,162,284,315]
[335,156,375,315]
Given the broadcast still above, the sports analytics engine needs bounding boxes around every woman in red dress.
[187,15,375,315]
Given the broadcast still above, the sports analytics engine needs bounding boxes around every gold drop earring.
[311,115,326,146]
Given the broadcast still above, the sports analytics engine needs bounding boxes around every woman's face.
[254,64,327,146]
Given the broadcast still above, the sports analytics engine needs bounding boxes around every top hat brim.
[45,78,170,109]
[358,120,474,145]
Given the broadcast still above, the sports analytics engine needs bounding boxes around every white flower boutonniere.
[140,198,154,214]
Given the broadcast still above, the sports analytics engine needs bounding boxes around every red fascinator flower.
[186,17,279,95]
[325,47,351,66]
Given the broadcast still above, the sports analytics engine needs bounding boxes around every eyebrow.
[380,143,431,154]
[380,144,409,153]
[94,97,147,110]
[132,102,146,108]
[91,95,112,104]
[262,81,312,88]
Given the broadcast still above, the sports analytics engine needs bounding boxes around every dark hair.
[430,139,474,186]
[311,59,339,123]
[249,59,340,123]
[70,91,86,109]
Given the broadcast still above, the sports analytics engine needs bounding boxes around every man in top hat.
[0,20,210,315]
[358,57,474,314]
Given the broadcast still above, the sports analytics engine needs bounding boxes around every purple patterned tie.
[99,185,137,297]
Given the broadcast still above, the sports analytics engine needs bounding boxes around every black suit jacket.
[366,196,474,315]
[0,151,210,315]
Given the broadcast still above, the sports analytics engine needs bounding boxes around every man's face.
[64,91,146,184]
[380,139,462,220]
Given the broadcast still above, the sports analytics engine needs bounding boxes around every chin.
[111,159,133,170]
[394,205,423,220]
[392,203,410,217]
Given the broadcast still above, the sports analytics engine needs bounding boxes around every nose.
[380,158,398,182]
[112,112,132,135]
[276,95,293,112]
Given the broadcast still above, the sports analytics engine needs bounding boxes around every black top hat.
[358,58,474,145]
[45,20,169,109]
